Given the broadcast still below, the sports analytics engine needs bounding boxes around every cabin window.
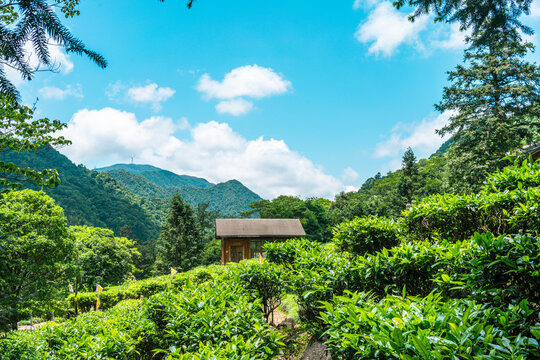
[250,240,265,258]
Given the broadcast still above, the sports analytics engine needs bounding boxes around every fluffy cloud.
[39,84,83,100]
[127,83,175,111]
[341,167,359,182]
[58,108,349,199]
[374,111,452,160]
[196,65,291,115]
[216,98,254,116]
[355,2,429,56]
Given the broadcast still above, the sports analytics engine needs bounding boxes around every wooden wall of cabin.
[220,237,286,265]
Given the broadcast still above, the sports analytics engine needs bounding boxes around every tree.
[394,0,534,45]
[0,0,107,100]
[153,193,202,274]
[436,29,540,192]
[0,189,76,331]
[71,226,140,290]
[243,195,331,242]
[397,147,420,205]
[0,96,71,190]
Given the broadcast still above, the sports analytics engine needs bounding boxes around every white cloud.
[529,0,540,18]
[197,65,291,100]
[341,167,359,182]
[196,65,291,115]
[431,23,469,50]
[58,108,346,199]
[127,83,175,111]
[39,84,83,100]
[374,111,452,160]
[355,2,429,56]
[216,98,254,116]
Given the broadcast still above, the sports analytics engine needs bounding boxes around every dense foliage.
[71,226,141,290]
[0,147,162,242]
[333,215,401,255]
[436,28,540,192]
[101,166,262,216]
[0,190,75,331]
[242,195,332,241]
[2,263,285,359]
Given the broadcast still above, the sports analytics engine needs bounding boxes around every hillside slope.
[99,166,263,216]
[97,164,214,189]
[0,147,161,242]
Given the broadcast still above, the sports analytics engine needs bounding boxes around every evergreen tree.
[397,147,419,205]
[153,194,202,274]
[436,29,540,192]
[394,0,534,45]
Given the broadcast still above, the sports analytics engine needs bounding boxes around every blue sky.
[11,0,540,199]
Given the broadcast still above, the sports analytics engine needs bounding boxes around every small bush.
[332,215,401,255]
[457,232,540,308]
[320,292,540,360]
[264,237,318,268]
[145,280,284,359]
[234,262,284,321]
[68,264,226,312]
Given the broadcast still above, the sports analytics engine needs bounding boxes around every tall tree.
[394,0,534,44]
[153,193,202,274]
[397,147,419,204]
[436,29,540,192]
[71,226,140,290]
[0,189,76,331]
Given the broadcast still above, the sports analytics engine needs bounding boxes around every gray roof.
[216,219,306,238]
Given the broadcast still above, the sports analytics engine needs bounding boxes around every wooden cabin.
[523,142,540,162]
[216,219,306,265]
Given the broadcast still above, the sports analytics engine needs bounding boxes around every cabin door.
[230,245,243,263]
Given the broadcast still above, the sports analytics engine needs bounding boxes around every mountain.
[97,165,263,216]
[0,147,161,242]
[96,164,214,189]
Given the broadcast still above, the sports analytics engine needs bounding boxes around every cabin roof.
[215,218,306,238]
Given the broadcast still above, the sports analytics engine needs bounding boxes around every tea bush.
[457,232,540,308]
[403,159,540,241]
[69,264,225,312]
[264,237,320,269]
[332,215,401,256]
[320,292,540,360]
[0,299,157,359]
[145,280,284,359]
[350,239,469,298]
[234,262,284,321]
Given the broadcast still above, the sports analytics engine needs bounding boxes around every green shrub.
[263,237,318,268]
[483,157,540,193]
[320,292,540,360]
[68,264,226,312]
[402,193,481,241]
[234,262,284,321]
[403,160,540,241]
[0,299,157,359]
[332,215,402,255]
[457,232,540,308]
[145,280,284,359]
[350,239,468,298]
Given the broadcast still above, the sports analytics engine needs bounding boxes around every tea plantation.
[1,159,539,359]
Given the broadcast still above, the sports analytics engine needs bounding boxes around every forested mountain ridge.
[97,164,214,189]
[0,147,161,242]
[98,166,263,216]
